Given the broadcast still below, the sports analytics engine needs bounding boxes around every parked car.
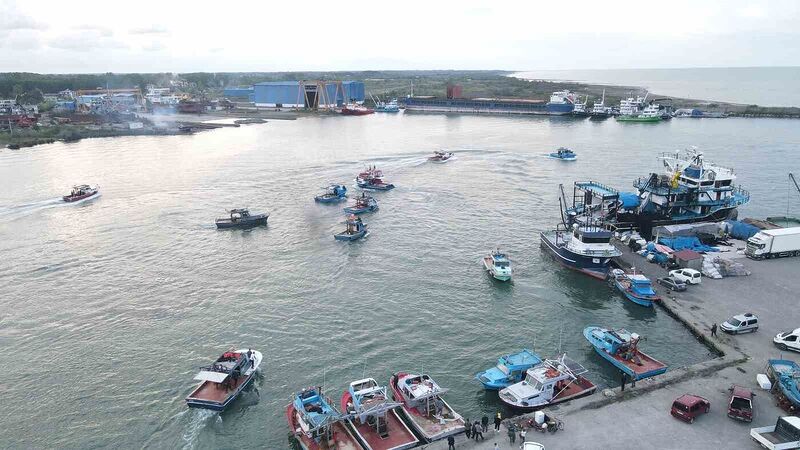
[720,313,759,334]
[774,328,800,352]
[522,443,546,450]
[656,276,687,291]
[727,385,754,422]
[669,268,702,285]
[751,416,800,450]
[670,394,710,423]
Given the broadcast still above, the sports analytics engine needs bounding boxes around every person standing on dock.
[481,415,489,433]
[464,417,471,438]
[473,421,484,441]
[711,323,718,337]
[507,423,516,444]
[447,435,455,450]
[494,412,502,431]
[620,372,628,391]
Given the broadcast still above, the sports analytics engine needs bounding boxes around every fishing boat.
[767,359,800,381]
[335,215,368,241]
[62,184,99,202]
[389,372,465,442]
[482,249,512,281]
[583,326,667,380]
[611,269,661,307]
[475,348,542,390]
[315,185,348,203]
[341,378,419,450]
[617,103,662,123]
[540,189,622,279]
[185,348,262,411]
[616,95,647,118]
[373,96,400,113]
[428,151,454,163]
[776,370,800,409]
[215,208,269,229]
[344,193,379,215]
[571,96,590,117]
[342,104,375,116]
[355,166,395,191]
[589,89,613,119]
[497,354,597,412]
[288,386,365,450]
[568,148,751,238]
[548,147,577,161]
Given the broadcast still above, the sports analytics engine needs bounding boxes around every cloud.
[0,8,48,30]
[129,25,169,35]
[142,41,165,52]
[48,31,128,51]
[5,30,41,50]
[72,24,114,37]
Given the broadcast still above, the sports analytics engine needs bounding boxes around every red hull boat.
[341,105,374,116]
[389,372,465,442]
[341,378,419,450]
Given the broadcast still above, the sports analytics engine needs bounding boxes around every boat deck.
[403,405,464,440]
[188,376,247,404]
[552,376,597,403]
[612,352,666,378]
[287,404,364,450]
[351,409,417,450]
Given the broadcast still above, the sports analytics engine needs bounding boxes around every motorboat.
[287,386,365,450]
[315,185,348,204]
[341,378,419,450]
[389,372,465,441]
[498,354,597,412]
[373,97,400,113]
[611,269,661,307]
[185,348,262,411]
[335,215,368,241]
[356,166,395,191]
[342,104,375,116]
[428,151,454,163]
[548,147,577,161]
[63,184,99,202]
[483,249,512,281]
[540,222,621,280]
[475,349,542,390]
[583,326,667,380]
[215,208,269,229]
[344,193,379,215]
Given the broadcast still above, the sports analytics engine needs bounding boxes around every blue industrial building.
[252,81,365,108]
[223,86,255,102]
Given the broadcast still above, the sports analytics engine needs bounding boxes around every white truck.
[751,416,800,449]
[746,227,800,260]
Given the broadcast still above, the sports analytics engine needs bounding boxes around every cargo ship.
[403,89,576,116]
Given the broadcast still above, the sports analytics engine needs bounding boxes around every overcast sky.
[1,0,798,73]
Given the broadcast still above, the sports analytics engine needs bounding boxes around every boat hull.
[342,108,374,116]
[548,154,577,161]
[357,182,395,191]
[613,278,659,307]
[340,391,419,450]
[616,116,661,123]
[315,196,347,204]
[498,378,597,412]
[63,190,99,202]
[286,403,365,450]
[215,215,269,229]
[343,204,378,215]
[335,230,367,241]
[546,103,575,115]
[539,231,615,280]
[388,373,465,442]
[583,327,667,380]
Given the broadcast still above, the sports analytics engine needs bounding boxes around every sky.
[1,0,799,73]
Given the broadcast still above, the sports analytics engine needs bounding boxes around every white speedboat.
[483,249,512,281]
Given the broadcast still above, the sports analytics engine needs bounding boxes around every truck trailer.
[746,227,800,260]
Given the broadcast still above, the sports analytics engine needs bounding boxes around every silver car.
[721,313,759,334]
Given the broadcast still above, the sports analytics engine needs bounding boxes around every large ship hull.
[614,206,737,239]
[404,97,572,116]
[539,231,615,280]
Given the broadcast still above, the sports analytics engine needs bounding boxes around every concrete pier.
[422,241,800,449]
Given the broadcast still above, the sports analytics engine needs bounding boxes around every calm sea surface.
[1,113,799,449]
[513,67,800,107]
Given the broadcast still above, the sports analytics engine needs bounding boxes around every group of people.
[446,412,529,450]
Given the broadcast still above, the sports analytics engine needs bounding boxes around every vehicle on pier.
[483,249,513,281]
[475,348,543,390]
[750,416,800,450]
[315,185,348,203]
[670,394,710,424]
[727,385,754,422]
[774,329,800,352]
[746,227,800,260]
[583,326,667,380]
[215,208,269,229]
[287,386,365,450]
[498,354,597,412]
[611,269,660,307]
[63,184,99,202]
[548,147,577,161]
[721,313,759,334]
[389,372,465,442]
[185,348,262,411]
[428,151,454,163]
[341,378,419,450]
[344,193,379,215]
[335,215,368,241]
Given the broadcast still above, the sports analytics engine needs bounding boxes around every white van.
[774,328,800,352]
[669,268,702,285]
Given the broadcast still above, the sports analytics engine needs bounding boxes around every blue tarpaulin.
[619,192,640,209]
[658,236,718,253]
[725,220,760,240]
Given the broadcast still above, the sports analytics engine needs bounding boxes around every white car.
[720,313,759,334]
[669,268,702,285]
[522,443,546,450]
[774,328,800,352]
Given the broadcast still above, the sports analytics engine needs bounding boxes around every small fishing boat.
[611,269,661,307]
[389,372,465,442]
[335,215,368,241]
[373,97,400,113]
[767,359,800,408]
[342,104,375,116]
[589,89,613,120]
[355,166,395,191]
[540,221,621,280]
[572,96,590,117]
[498,354,597,412]
[185,348,262,411]
[63,184,99,202]
[482,249,512,281]
[583,326,667,380]
[215,208,269,229]
[288,386,365,450]
[341,378,419,450]
[548,147,577,161]
[315,185,348,203]
[475,348,542,390]
[344,193,379,215]
[428,151,454,163]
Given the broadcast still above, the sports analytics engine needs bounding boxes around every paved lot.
[422,246,800,450]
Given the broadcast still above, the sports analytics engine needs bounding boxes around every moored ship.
[584,326,667,380]
[404,89,576,116]
[341,378,419,450]
[389,372,465,442]
[288,386,365,450]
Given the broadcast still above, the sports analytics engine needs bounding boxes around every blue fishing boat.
[768,359,800,409]
[287,386,365,450]
[583,326,667,380]
[314,184,347,203]
[475,349,542,390]
[548,147,577,161]
[334,215,368,241]
[343,193,379,215]
[611,269,661,307]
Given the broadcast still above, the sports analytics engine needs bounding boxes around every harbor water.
[1,113,799,449]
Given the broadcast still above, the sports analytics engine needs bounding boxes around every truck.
[746,227,800,260]
[751,416,800,449]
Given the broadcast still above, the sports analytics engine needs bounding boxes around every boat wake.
[180,409,219,449]
[0,194,101,222]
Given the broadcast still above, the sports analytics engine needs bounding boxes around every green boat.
[617,103,662,123]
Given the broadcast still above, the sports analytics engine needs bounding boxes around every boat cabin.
[477,349,542,387]
[397,374,447,415]
[228,208,251,221]
[294,387,338,432]
[592,328,641,358]
[194,350,255,390]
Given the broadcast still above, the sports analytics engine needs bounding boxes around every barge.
[403,90,575,116]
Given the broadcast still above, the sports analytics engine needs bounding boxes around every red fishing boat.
[389,372,465,442]
[341,104,374,116]
[288,386,365,450]
[341,378,419,450]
